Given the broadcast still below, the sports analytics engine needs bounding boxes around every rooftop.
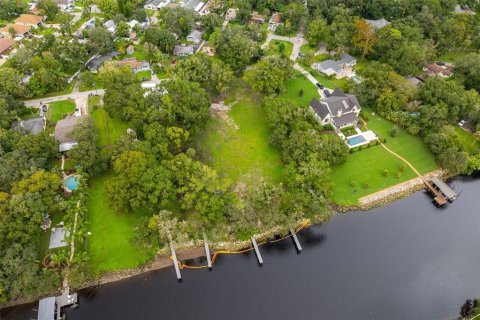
[14,14,44,25]
[0,24,31,36]
[174,44,194,55]
[365,18,390,29]
[0,38,15,54]
[11,117,45,135]
[54,116,85,144]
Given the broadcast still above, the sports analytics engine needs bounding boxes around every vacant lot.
[196,80,285,187]
[91,108,129,147]
[87,173,155,273]
[330,108,438,205]
[48,100,76,123]
[268,40,293,58]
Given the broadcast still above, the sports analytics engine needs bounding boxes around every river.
[2,177,480,319]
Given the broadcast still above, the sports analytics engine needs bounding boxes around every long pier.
[170,243,182,281]
[204,234,212,270]
[291,229,302,253]
[251,237,263,266]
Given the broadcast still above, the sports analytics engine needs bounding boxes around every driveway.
[293,63,331,98]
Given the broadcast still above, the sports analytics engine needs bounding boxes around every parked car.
[435,61,446,66]
[42,105,48,113]
[458,120,466,126]
[316,83,324,89]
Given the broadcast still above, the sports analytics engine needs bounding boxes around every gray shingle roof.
[310,98,329,120]
[321,88,360,115]
[365,18,390,29]
[11,117,45,135]
[54,116,85,144]
[331,112,357,127]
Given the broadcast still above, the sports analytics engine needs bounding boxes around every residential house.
[0,24,31,39]
[14,14,45,28]
[268,13,282,31]
[126,45,135,55]
[104,20,117,33]
[249,12,266,24]
[317,53,357,79]
[85,51,120,72]
[174,44,195,56]
[309,88,361,128]
[182,0,205,12]
[127,19,139,29]
[0,38,15,57]
[54,116,85,152]
[115,58,150,73]
[12,116,46,135]
[365,18,390,29]
[405,76,422,88]
[454,5,476,14]
[52,0,74,12]
[187,30,204,44]
[424,63,454,78]
[144,0,171,10]
[225,8,238,20]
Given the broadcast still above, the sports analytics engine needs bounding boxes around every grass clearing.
[301,64,349,91]
[283,70,320,107]
[195,79,285,187]
[330,108,438,205]
[91,108,129,147]
[455,126,480,155]
[267,40,293,58]
[48,100,76,124]
[136,70,151,81]
[87,173,155,273]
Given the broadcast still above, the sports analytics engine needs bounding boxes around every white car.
[458,120,466,126]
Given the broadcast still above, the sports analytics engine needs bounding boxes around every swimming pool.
[65,176,79,191]
[347,135,367,146]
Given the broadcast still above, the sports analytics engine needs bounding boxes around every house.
[54,116,85,152]
[0,24,31,39]
[0,38,15,57]
[183,0,205,12]
[317,53,357,79]
[405,76,422,88]
[52,0,74,12]
[309,88,361,128]
[115,58,150,73]
[14,14,45,28]
[174,44,195,56]
[104,20,117,33]
[127,19,139,29]
[454,5,476,15]
[11,116,46,135]
[85,51,120,72]
[126,45,135,55]
[268,13,282,31]
[365,18,390,29]
[249,12,265,24]
[424,63,454,78]
[187,30,204,44]
[144,0,170,10]
[225,8,238,21]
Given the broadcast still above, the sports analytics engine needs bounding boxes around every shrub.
[362,183,369,189]
[395,172,402,178]
[383,138,387,143]
[383,169,389,177]
[349,180,357,187]
[390,127,397,137]
[349,148,354,153]
[359,145,363,150]
[299,89,304,97]
[399,164,406,172]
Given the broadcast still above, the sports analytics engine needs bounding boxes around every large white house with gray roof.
[317,53,357,79]
[365,18,390,29]
[309,88,361,128]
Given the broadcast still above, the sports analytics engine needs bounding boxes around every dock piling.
[170,243,182,281]
[203,234,212,270]
[291,229,302,253]
[251,237,263,266]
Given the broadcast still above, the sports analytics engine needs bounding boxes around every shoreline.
[0,171,453,310]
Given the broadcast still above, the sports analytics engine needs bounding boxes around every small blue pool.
[65,176,79,191]
[347,135,367,146]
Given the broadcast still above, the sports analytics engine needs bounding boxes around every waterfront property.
[309,88,361,129]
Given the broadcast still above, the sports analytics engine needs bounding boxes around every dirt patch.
[210,101,239,130]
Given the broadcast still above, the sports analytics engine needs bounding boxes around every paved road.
[293,63,330,98]
[261,32,308,61]
[23,90,105,107]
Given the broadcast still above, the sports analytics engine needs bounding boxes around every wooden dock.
[203,234,212,270]
[251,237,263,266]
[425,177,457,206]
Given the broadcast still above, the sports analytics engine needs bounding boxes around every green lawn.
[455,126,480,155]
[301,64,349,91]
[267,40,293,58]
[91,108,129,147]
[330,108,438,205]
[362,107,438,174]
[48,100,76,124]
[87,173,155,273]
[438,51,474,63]
[283,70,320,107]
[136,70,151,81]
[195,79,285,187]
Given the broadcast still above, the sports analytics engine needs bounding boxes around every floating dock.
[291,229,302,253]
[204,234,212,270]
[38,288,78,320]
[251,237,263,266]
[170,243,182,281]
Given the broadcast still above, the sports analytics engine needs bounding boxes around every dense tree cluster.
[244,55,293,95]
